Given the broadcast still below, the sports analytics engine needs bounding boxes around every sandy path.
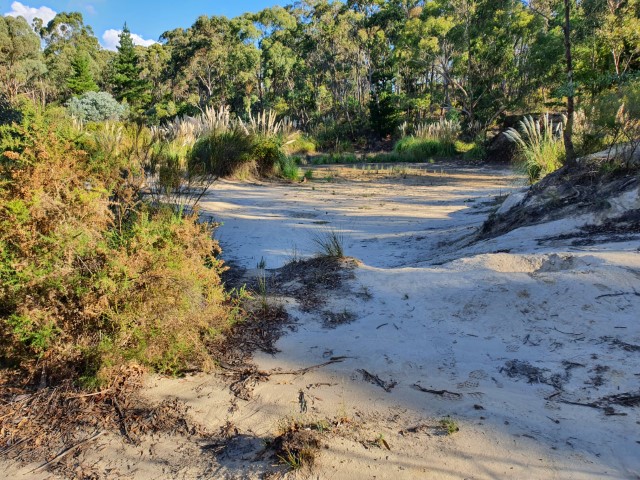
[10,163,637,479]
[195,163,639,479]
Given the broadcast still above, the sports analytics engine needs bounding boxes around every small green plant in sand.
[439,417,460,435]
[373,433,391,450]
[272,416,326,472]
[278,446,315,471]
[257,269,269,313]
[312,228,345,258]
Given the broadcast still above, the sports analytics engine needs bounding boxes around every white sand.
[195,164,640,479]
[7,163,639,479]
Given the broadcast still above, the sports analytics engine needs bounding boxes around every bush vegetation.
[0,105,240,387]
[504,114,566,183]
[66,91,128,122]
[394,119,462,159]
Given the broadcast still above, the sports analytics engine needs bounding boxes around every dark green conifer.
[67,51,98,95]
[111,24,149,111]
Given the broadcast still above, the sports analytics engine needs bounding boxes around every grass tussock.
[394,118,462,159]
[504,114,565,183]
[157,106,299,181]
[312,229,345,258]
[0,107,240,387]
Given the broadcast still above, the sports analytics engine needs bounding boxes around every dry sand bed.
[192,163,639,479]
[10,163,638,479]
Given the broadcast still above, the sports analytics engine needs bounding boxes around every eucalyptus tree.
[161,15,260,114]
[0,15,46,101]
[251,6,298,112]
[39,12,104,102]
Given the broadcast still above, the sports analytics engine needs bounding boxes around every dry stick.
[271,356,350,376]
[552,327,584,336]
[411,384,462,399]
[67,389,112,399]
[596,291,640,299]
[29,431,105,474]
[112,399,131,441]
[359,369,397,393]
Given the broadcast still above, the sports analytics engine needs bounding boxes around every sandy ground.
[7,162,639,479]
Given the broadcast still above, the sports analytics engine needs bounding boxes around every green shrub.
[284,134,316,155]
[66,91,128,122]
[587,80,640,166]
[190,128,255,178]
[393,118,462,159]
[0,94,22,126]
[394,136,443,159]
[253,135,285,175]
[277,156,301,180]
[0,105,238,386]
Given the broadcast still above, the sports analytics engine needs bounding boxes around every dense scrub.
[0,106,240,387]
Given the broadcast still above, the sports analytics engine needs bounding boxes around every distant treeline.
[1,0,639,143]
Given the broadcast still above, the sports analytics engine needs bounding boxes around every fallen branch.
[411,384,462,399]
[596,291,640,299]
[30,431,105,473]
[552,327,584,336]
[358,369,397,392]
[67,389,112,399]
[273,356,350,376]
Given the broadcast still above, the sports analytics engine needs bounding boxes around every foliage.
[277,155,301,181]
[0,104,237,385]
[504,114,566,182]
[67,51,99,95]
[284,133,316,155]
[110,24,150,114]
[190,128,255,178]
[0,16,46,101]
[439,417,459,435]
[39,12,105,101]
[66,91,128,122]
[312,229,345,258]
[394,137,445,159]
[0,94,22,126]
[0,1,638,155]
[252,135,286,176]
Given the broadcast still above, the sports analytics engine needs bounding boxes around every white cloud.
[102,29,157,51]
[85,5,96,15]
[4,1,56,26]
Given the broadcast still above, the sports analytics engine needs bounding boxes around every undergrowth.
[312,229,345,258]
[0,105,241,387]
[504,114,565,183]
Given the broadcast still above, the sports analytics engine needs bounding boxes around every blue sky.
[1,1,283,49]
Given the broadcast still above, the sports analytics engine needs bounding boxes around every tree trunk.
[563,0,577,167]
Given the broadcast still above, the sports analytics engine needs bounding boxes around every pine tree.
[67,51,98,95]
[111,24,149,111]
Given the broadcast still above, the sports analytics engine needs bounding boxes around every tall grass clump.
[312,228,345,258]
[172,106,296,180]
[0,105,239,387]
[394,118,461,159]
[190,127,255,178]
[504,114,565,183]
